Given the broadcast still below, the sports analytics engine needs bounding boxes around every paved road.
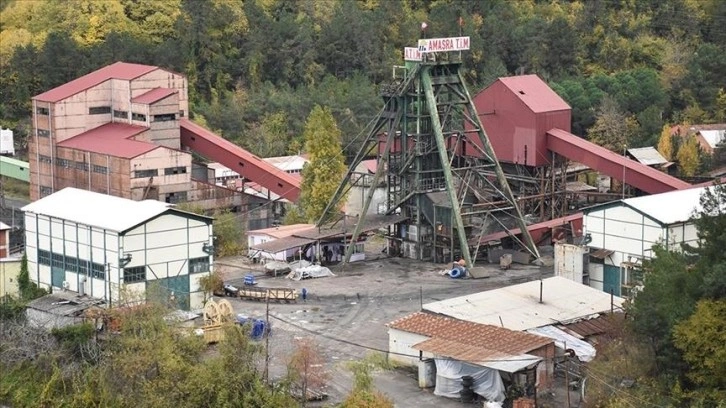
[217,256,553,407]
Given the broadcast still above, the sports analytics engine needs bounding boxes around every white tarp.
[527,325,597,362]
[433,358,505,402]
[286,260,335,281]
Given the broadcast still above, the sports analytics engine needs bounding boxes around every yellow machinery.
[201,298,234,343]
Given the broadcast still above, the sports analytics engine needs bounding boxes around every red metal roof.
[57,123,158,159]
[547,128,691,194]
[180,118,301,202]
[34,62,159,103]
[478,213,584,244]
[131,88,178,104]
[496,75,570,114]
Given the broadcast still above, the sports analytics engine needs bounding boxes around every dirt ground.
[214,250,580,407]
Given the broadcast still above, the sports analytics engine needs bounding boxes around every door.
[51,267,65,288]
[150,275,190,310]
[603,264,621,297]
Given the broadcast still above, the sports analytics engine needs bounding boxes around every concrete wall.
[346,185,387,217]
[26,308,83,329]
[388,328,432,366]
[132,70,188,116]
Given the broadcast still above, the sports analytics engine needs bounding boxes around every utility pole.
[264,289,271,384]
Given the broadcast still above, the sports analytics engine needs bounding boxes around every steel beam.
[421,66,473,268]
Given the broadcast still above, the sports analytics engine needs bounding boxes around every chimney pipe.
[539,279,543,304]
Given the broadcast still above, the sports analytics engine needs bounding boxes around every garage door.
[603,264,620,297]
[150,276,190,310]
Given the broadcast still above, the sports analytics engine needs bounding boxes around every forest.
[1,0,726,407]
[1,0,725,161]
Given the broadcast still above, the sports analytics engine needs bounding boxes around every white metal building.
[22,187,213,310]
[583,186,708,296]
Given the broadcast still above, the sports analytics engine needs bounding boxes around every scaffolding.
[319,44,540,268]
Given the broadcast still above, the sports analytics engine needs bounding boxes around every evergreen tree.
[299,105,346,223]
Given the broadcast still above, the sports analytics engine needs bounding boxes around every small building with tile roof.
[388,311,555,401]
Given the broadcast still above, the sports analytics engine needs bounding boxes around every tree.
[341,360,393,408]
[673,299,726,402]
[657,124,675,161]
[287,338,328,406]
[676,135,701,177]
[299,105,346,223]
[691,183,726,299]
[587,96,639,152]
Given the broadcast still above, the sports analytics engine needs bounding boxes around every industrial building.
[28,61,299,228]
[582,186,708,297]
[22,187,214,310]
[320,44,691,268]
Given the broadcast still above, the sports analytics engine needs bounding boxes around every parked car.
[223,284,239,297]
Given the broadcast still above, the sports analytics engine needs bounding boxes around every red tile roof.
[131,88,178,104]
[498,75,570,114]
[388,312,552,355]
[34,62,159,103]
[57,123,158,159]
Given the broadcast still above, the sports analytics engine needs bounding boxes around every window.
[131,112,147,122]
[92,164,108,174]
[39,155,52,164]
[164,166,187,175]
[91,262,106,280]
[40,186,52,197]
[75,161,89,171]
[36,107,49,115]
[37,129,50,137]
[165,191,187,204]
[38,250,51,266]
[66,256,78,273]
[78,259,88,275]
[152,113,176,122]
[52,252,64,268]
[89,106,111,115]
[179,110,185,118]
[55,158,71,168]
[124,266,146,283]
[113,110,128,119]
[189,257,210,274]
[134,169,158,178]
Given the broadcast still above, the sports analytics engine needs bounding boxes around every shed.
[583,186,717,296]
[388,312,554,401]
[423,276,624,331]
[470,75,571,167]
[246,224,315,261]
[22,188,214,310]
[25,293,104,329]
[626,147,668,167]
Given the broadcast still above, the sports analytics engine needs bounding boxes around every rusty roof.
[131,87,178,104]
[57,122,158,159]
[561,313,624,338]
[388,312,552,356]
[34,62,159,102]
[497,75,570,114]
[412,337,542,372]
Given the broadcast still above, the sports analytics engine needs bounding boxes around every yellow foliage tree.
[657,124,674,161]
[676,136,701,177]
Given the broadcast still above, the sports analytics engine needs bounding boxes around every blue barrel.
[252,319,266,339]
[449,266,465,279]
[244,274,255,286]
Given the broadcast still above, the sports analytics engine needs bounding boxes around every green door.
[151,276,190,310]
[51,267,65,288]
[603,264,621,297]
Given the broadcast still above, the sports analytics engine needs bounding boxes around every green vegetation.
[0,176,29,199]
[299,105,347,223]
[1,0,724,163]
[0,301,296,408]
[586,183,726,407]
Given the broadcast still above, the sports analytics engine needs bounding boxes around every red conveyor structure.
[180,119,301,202]
[547,128,691,194]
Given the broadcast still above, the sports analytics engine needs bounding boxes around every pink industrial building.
[28,62,297,225]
